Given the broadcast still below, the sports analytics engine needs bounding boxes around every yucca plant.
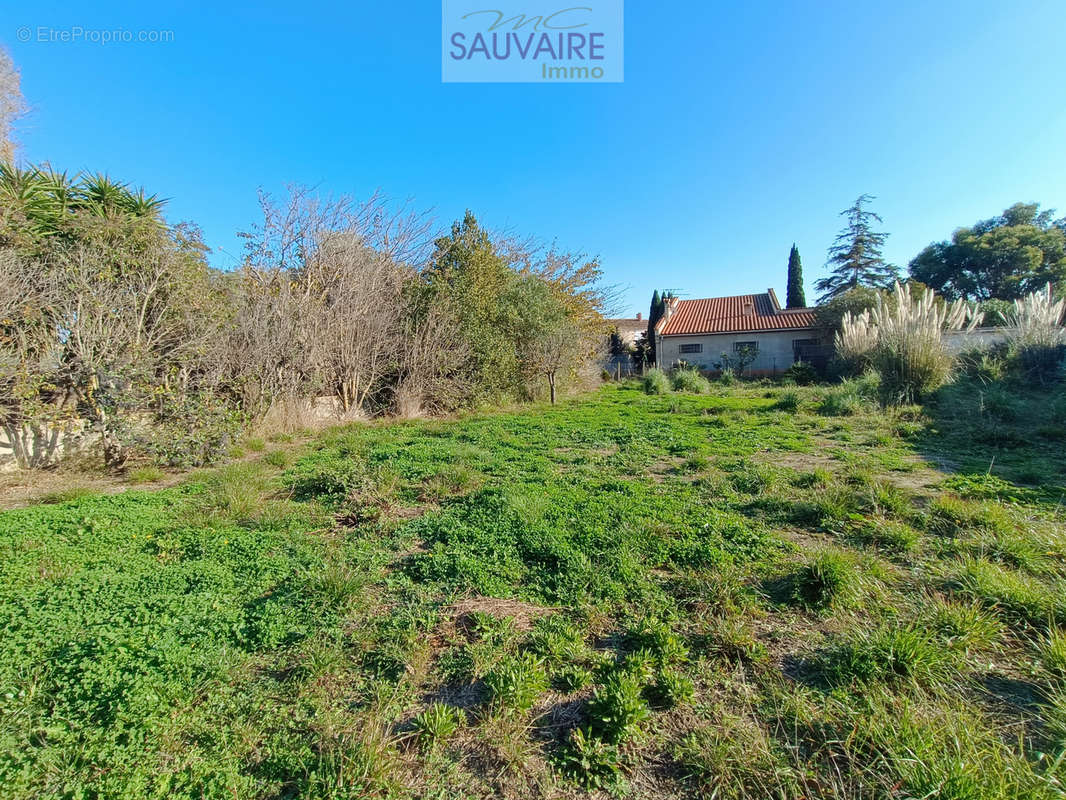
[0,163,167,242]
[1002,283,1065,383]
[837,282,982,403]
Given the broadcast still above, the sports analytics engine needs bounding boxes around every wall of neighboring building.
[656,330,823,375]
[609,321,645,346]
[943,327,1010,354]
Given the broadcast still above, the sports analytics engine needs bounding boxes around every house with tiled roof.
[654,289,826,375]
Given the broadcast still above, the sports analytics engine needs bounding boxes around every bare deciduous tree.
[0,47,27,163]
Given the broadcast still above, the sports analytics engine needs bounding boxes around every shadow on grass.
[911,378,1066,501]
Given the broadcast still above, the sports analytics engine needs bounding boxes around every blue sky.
[5,0,1065,315]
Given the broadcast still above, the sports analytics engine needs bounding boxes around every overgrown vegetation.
[0,174,609,469]
[2,379,1064,798]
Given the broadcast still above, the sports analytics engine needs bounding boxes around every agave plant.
[1002,284,1066,382]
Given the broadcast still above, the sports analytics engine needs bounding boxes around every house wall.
[657,330,822,375]
[943,327,1010,354]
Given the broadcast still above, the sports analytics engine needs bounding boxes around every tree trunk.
[548,372,556,404]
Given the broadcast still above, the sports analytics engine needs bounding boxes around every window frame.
[678,343,703,355]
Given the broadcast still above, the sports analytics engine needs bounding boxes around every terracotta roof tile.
[657,292,819,336]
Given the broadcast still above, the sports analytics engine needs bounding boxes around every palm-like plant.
[0,165,168,244]
[78,173,131,216]
[120,187,167,219]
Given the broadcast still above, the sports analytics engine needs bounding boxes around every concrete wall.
[943,327,1010,354]
[657,330,822,375]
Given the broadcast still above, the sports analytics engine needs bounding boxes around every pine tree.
[815,195,899,302]
[786,244,806,308]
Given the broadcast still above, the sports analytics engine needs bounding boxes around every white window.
[678,343,703,354]
[734,341,758,352]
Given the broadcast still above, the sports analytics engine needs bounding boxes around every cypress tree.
[646,290,661,364]
[786,244,806,308]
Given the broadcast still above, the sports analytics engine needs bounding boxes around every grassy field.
[2,378,1066,799]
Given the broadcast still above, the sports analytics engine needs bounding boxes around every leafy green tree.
[425,211,520,402]
[786,244,806,307]
[503,274,580,403]
[816,195,898,302]
[909,203,1066,301]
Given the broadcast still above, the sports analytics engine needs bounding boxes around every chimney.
[636,312,642,321]
[660,297,677,325]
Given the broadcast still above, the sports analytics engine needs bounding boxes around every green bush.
[783,361,818,385]
[818,385,861,416]
[642,368,671,395]
[671,367,711,394]
[138,391,246,467]
[957,347,1007,383]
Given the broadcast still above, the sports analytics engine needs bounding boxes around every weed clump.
[1040,628,1066,678]
[262,449,288,468]
[411,702,464,750]
[818,385,862,416]
[642,368,671,395]
[952,558,1065,627]
[555,727,622,790]
[793,550,863,610]
[671,367,711,394]
[646,669,694,709]
[674,716,797,799]
[774,390,800,412]
[484,652,548,715]
[126,465,165,484]
[586,670,650,743]
[820,626,952,688]
[851,518,920,555]
[926,599,1003,652]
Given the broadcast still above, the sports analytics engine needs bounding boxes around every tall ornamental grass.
[837,282,982,404]
[1002,283,1065,383]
